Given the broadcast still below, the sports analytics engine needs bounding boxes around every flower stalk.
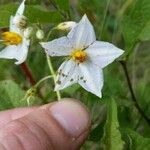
[46,54,61,100]
[34,75,53,88]
[45,28,61,101]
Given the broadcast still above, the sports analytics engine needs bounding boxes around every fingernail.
[49,99,90,137]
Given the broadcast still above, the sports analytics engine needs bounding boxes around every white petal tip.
[115,49,124,59]
[82,14,89,21]
[119,49,124,55]
[88,91,102,98]
[15,62,22,65]
[96,93,102,98]
[99,95,102,98]
[15,61,21,65]
[83,14,87,17]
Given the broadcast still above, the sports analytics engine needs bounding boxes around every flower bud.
[56,21,77,31]
[13,15,27,29]
[26,88,37,97]
[36,29,45,40]
[23,27,33,39]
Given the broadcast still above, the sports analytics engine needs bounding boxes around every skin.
[0,98,91,150]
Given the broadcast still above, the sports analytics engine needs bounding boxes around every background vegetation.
[0,0,150,149]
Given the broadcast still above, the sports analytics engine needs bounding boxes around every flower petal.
[40,36,73,56]
[10,16,20,33]
[55,59,78,91]
[0,45,19,60]
[86,41,124,68]
[78,62,103,98]
[16,0,26,16]
[0,38,30,65]
[15,38,30,65]
[68,14,96,49]
[10,0,26,33]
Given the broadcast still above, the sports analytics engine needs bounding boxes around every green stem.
[99,0,111,38]
[135,103,150,129]
[45,27,62,101]
[20,62,36,86]
[34,75,53,88]
[120,61,150,126]
[46,29,54,41]
[27,97,31,107]
[46,54,61,100]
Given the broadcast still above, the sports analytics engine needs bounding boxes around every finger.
[0,99,91,150]
[0,107,37,128]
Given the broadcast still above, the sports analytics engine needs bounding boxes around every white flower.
[56,21,77,31]
[40,15,124,97]
[0,0,30,65]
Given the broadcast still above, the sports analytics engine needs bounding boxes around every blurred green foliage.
[121,0,150,58]
[0,0,150,149]
[0,4,63,27]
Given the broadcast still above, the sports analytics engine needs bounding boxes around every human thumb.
[0,99,91,150]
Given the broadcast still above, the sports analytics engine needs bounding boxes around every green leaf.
[0,4,62,27]
[89,122,105,142]
[0,80,43,110]
[101,99,124,150]
[25,5,62,24]
[126,129,150,150]
[139,21,150,41]
[81,140,100,150]
[121,0,150,56]
[0,80,25,110]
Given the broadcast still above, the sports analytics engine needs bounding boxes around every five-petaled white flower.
[40,15,124,97]
[0,0,30,65]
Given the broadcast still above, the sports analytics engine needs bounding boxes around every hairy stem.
[46,55,61,101]
[35,75,53,88]
[120,61,150,126]
[20,62,36,86]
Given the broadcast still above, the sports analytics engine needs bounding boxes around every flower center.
[1,32,22,45]
[71,49,87,63]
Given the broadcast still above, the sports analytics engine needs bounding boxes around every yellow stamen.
[71,49,87,63]
[1,32,22,45]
